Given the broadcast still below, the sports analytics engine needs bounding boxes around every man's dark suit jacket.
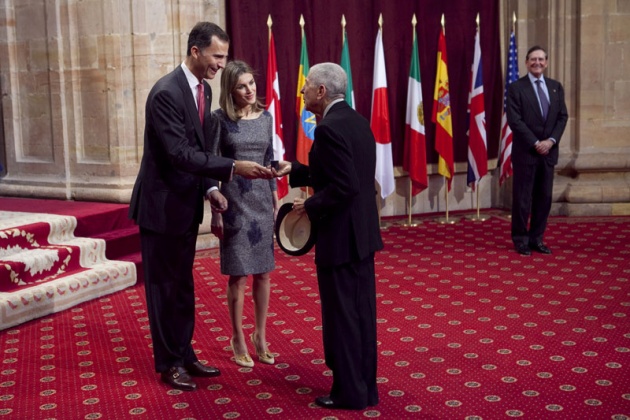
[129,66,233,233]
[506,75,568,167]
[290,101,383,267]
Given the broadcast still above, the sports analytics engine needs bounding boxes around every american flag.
[498,29,518,185]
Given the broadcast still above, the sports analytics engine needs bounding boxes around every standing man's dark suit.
[506,45,568,256]
[129,22,270,391]
[277,63,383,410]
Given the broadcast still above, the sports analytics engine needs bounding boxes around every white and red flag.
[265,31,288,198]
[371,23,395,199]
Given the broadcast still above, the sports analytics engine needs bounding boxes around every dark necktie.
[536,80,549,120]
[197,83,205,126]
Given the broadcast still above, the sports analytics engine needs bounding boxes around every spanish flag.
[432,23,454,191]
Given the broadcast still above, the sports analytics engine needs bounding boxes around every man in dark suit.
[506,45,568,256]
[129,22,271,391]
[274,62,383,410]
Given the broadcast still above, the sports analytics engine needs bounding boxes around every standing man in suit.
[274,63,383,410]
[506,45,568,256]
[129,21,271,391]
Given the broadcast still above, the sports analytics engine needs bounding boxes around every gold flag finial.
[300,14,305,28]
[441,13,445,28]
[512,11,517,31]
[476,13,480,27]
[412,14,417,27]
[378,13,383,28]
[342,14,346,29]
[267,15,272,28]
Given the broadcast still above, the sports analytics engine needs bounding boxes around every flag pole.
[435,15,457,225]
[465,14,489,222]
[298,15,311,199]
[437,176,456,224]
[504,12,516,221]
[403,14,419,228]
[376,14,386,230]
[465,186,490,221]
[404,178,418,227]
[501,12,517,221]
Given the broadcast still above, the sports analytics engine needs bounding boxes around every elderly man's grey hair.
[309,63,347,100]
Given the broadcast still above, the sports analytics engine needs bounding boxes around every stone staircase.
[0,198,141,329]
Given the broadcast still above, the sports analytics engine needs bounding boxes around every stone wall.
[1,0,628,218]
[0,0,224,202]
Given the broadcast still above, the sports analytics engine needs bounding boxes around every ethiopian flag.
[295,31,316,165]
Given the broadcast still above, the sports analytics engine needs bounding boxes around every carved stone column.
[556,0,630,216]
[496,0,630,216]
[0,0,224,204]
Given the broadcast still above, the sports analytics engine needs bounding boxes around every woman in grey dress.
[210,61,278,367]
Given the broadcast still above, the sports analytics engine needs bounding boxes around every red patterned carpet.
[1,214,629,419]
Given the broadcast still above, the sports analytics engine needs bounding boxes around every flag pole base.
[379,221,393,230]
[465,213,491,222]
[401,221,420,227]
[436,216,459,225]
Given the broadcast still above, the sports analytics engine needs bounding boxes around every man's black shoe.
[185,361,221,377]
[160,366,197,391]
[315,395,338,408]
[530,242,552,254]
[515,243,531,256]
[314,395,366,410]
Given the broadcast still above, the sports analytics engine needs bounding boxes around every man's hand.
[210,212,224,240]
[535,139,553,156]
[234,161,273,179]
[292,197,306,215]
[208,190,228,213]
[272,160,292,178]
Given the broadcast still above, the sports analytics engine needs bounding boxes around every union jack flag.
[466,25,487,190]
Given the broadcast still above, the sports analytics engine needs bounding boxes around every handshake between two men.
[207,159,294,214]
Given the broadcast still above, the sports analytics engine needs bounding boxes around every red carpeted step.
[117,251,143,283]
[90,226,140,260]
[0,199,141,328]
[73,207,136,238]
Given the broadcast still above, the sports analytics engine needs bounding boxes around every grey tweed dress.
[211,109,276,276]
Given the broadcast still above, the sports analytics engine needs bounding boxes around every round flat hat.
[275,202,316,256]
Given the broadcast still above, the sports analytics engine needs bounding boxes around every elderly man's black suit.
[506,75,568,248]
[129,65,233,373]
[290,100,383,409]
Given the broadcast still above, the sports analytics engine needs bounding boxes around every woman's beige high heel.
[230,337,254,368]
[250,332,275,365]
